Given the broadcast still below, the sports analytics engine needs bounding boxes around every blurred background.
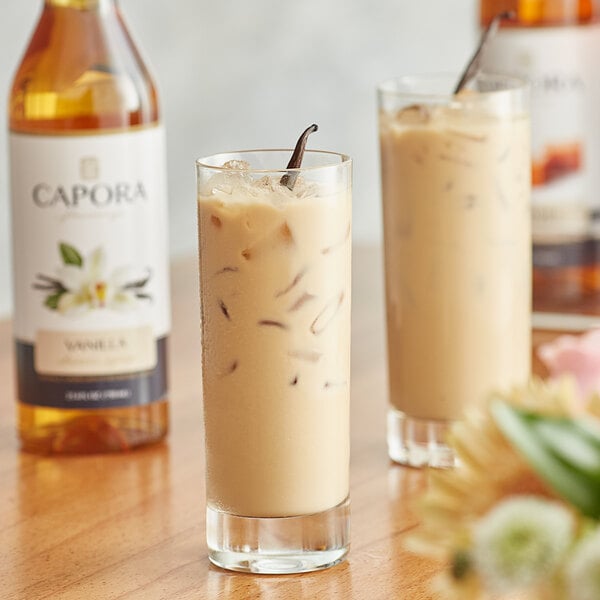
[0,0,478,318]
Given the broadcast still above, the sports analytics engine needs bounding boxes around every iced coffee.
[378,74,531,467]
[196,149,351,573]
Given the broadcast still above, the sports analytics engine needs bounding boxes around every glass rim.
[377,72,528,101]
[196,149,352,173]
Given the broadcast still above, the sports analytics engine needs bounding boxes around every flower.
[472,496,574,594]
[32,242,154,317]
[56,247,143,315]
[565,527,600,600]
[408,381,570,558]
[538,329,600,406]
[405,379,590,599]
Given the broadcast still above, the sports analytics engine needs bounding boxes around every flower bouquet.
[408,330,600,600]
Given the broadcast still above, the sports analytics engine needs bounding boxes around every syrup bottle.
[9,0,170,453]
[481,0,600,315]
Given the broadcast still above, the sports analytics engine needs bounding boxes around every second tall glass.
[378,74,531,467]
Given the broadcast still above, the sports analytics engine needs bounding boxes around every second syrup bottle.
[481,1,600,314]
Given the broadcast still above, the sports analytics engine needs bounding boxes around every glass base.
[387,408,455,468]
[206,497,350,574]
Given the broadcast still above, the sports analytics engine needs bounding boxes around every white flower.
[56,247,142,315]
[472,496,574,594]
[565,527,600,600]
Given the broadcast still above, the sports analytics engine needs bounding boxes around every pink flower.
[538,329,600,403]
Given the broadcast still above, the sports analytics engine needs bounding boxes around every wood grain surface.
[0,246,560,600]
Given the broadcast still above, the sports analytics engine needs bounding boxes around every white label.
[10,126,170,377]
[482,24,600,242]
[35,326,156,376]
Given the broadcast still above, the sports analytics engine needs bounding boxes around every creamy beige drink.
[198,159,351,518]
[379,83,531,424]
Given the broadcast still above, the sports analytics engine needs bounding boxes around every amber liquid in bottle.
[9,0,169,453]
[481,0,600,315]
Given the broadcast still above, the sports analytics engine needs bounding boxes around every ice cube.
[200,159,321,204]
[395,104,431,125]
[204,164,252,196]
[247,176,277,198]
[222,160,251,171]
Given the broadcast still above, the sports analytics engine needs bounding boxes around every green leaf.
[124,276,151,290]
[492,401,600,519]
[534,420,600,480]
[59,243,83,267]
[44,292,64,310]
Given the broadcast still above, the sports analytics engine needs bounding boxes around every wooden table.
[0,246,560,600]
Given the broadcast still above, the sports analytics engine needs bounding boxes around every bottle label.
[482,24,600,253]
[10,126,170,409]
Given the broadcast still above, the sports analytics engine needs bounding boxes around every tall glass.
[196,150,352,573]
[378,74,531,467]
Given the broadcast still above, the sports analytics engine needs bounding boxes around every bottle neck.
[44,0,116,9]
[519,0,593,23]
[481,0,595,25]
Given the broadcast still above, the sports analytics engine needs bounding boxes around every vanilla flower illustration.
[472,496,574,595]
[33,243,152,315]
[565,527,600,600]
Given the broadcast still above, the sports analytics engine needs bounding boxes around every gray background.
[0,0,477,317]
